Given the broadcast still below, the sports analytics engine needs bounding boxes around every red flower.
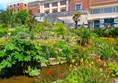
[47,70,51,75]
[59,74,63,78]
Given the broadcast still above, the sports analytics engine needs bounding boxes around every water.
[0,64,70,83]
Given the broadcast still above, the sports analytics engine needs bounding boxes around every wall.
[70,0,90,12]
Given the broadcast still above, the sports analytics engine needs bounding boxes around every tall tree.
[0,10,16,28]
[16,10,29,24]
[72,12,81,29]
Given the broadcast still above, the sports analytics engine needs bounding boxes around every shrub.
[56,66,110,83]
[94,38,116,59]
[17,32,29,39]
[0,38,48,77]
[54,22,66,36]
[109,63,118,77]
[93,28,109,37]
[75,25,90,45]
[55,41,73,62]
[11,27,29,36]
[109,27,118,38]
[0,28,8,37]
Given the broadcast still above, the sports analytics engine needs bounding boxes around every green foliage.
[0,10,16,28]
[57,66,110,83]
[54,22,66,36]
[109,63,118,77]
[40,45,58,60]
[93,28,109,37]
[11,27,29,36]
[109,27,118,38]
[25,66,40,77]
[75,25,90,45]
[0,38,10,50]
[17,32,29,39]
[0,38,48,77]
[94,38,116,59]
[55,41,73,61]
[16,10,29,24]
[0,28,8,37]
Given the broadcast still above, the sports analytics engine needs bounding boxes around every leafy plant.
[17,32,29,39]
[75,25,90,45]
[109,27,118,38]
[0,38,48,77]
[54,22,66,37]
[0,28,8,37]
[56,66,110,83]
[109,63,118,77]
[94,38,116,59]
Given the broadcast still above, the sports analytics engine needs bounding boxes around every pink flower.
[59,74,63,78]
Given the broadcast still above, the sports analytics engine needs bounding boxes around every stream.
[0,64,70,83]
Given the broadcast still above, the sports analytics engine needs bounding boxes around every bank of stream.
[0,64,70,83]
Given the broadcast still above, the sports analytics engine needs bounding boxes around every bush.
[0,38,48,77]
[56,66,110,83]
[17,32,29,39]
[109,27,118,38]
[93,28,109,37]
[75,25,90,45]
[109,63,118,77]
[0,28,8,37]
[94,38,116,59]
[11,27,29,36]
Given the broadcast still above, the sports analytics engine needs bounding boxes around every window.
[10,5,12,7]
[24,4,27,6]
[116,6,118,12]
[45,10,49,13]
[52,2,57,6]
[75,3,82,10]
[92,9,101,14]
[104,7,112,13]
[14,4,15,7]
[61,7,66,12]
[60,1,66,5]
[44,3,49,8]
[17,3,19,6]
[52,8,57,13]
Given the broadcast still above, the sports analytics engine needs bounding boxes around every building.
[40,0,70,13]
[70,0,91,12]
[88,0,118,28]
[28,0,40,14]
[7,0,28,12]
[6,0,118,28]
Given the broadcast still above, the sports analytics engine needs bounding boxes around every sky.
[0,0,38,10]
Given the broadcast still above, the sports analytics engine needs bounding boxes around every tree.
[16,10,29,24]
[0,10,16,28]
[26,14,37,40]
[72,12,81,29]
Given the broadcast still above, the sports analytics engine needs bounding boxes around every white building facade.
[40,0,70,13]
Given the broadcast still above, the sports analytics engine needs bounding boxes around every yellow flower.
[70,64,72,68]
[91,61,94,65]
[89,63,92,67]
[72,59,75,63]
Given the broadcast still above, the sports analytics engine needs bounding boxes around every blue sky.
[0,0,37,10]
